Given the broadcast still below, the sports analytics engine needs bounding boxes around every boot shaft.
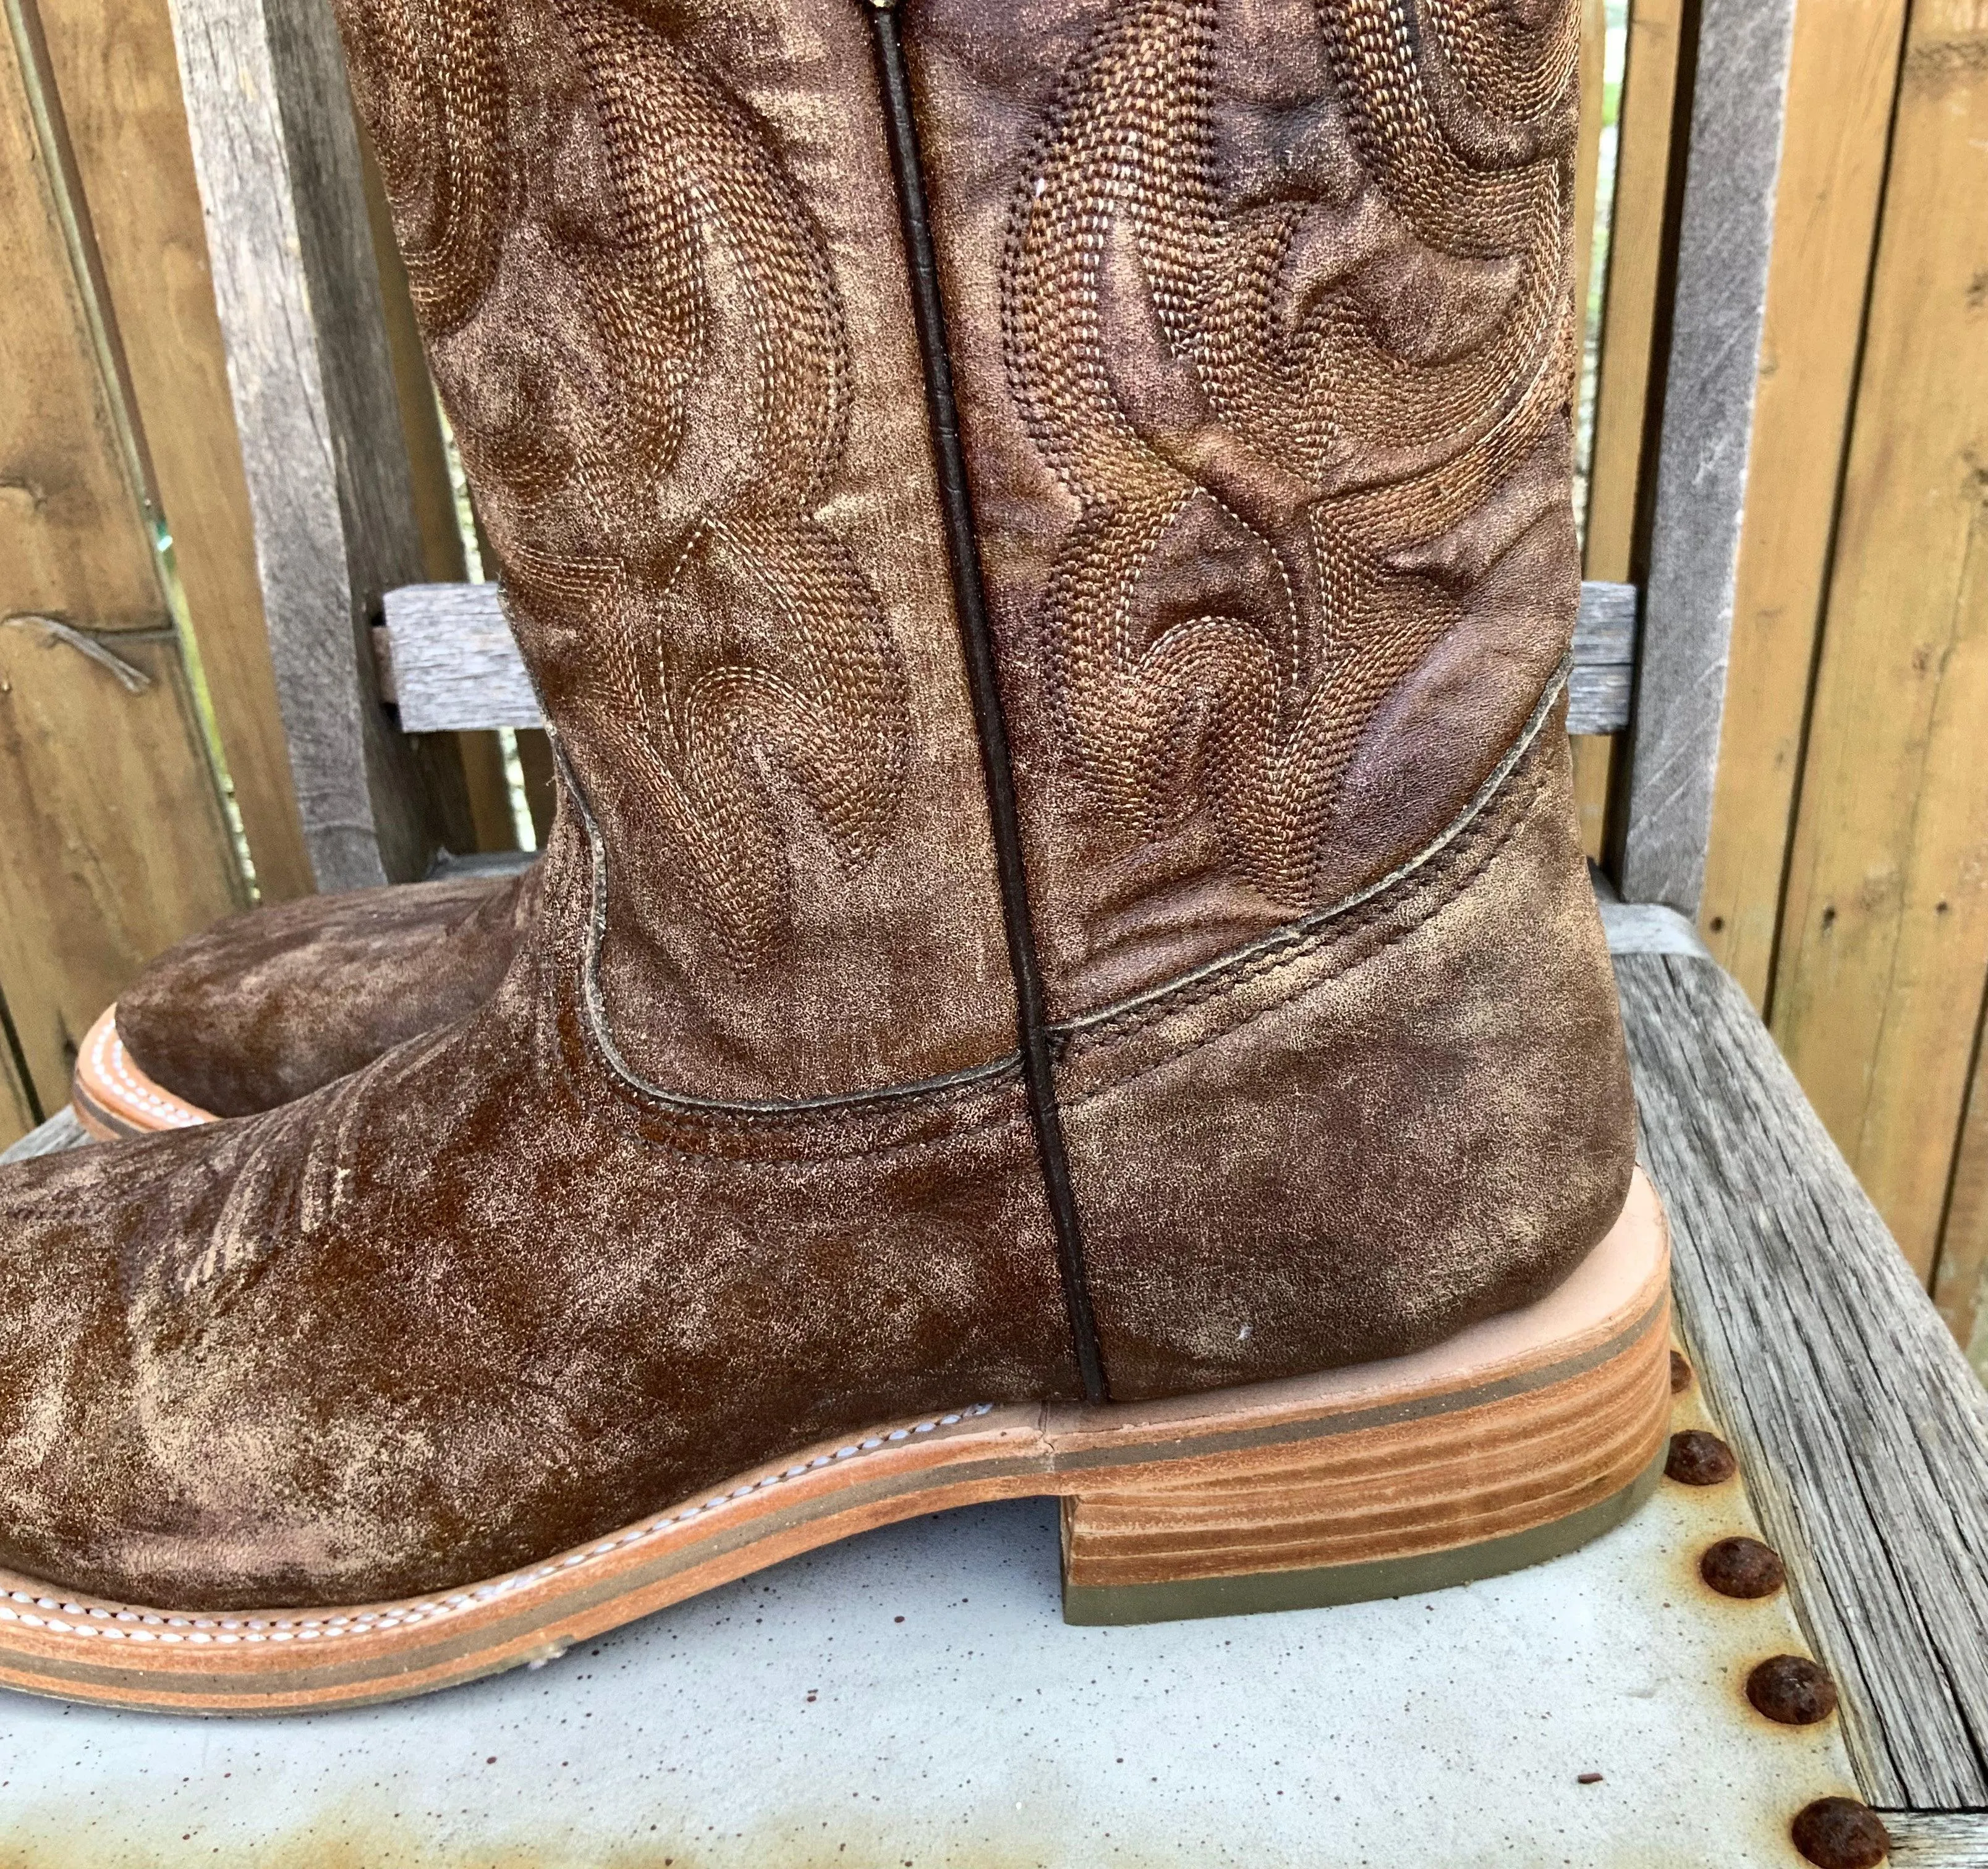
[922,0,1582,1014]
[342,0,1022,1104]
[336,0,1585,1098]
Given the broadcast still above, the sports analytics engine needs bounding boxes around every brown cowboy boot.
[72,863,539,1135]
[0,0,1663,1713]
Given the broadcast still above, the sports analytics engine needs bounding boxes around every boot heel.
[1058,1181,1673,1627]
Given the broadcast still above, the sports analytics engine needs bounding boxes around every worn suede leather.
[116,866,537,1117]
[0,0,1638,1612]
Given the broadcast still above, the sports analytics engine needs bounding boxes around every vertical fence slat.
[1774,0,1988,1290]
[1566,0,1609,857]
[166,0,471,889]
[354,130,517,854]
[1615,0,1798,915]
[0,6,240,1116]
[31,0,315,901]
[1696,0,1908,1009]
[1580,0,1684,585]
[1570,0,1684,858]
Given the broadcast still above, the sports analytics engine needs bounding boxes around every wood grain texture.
[1571,0,1686,865]
[1945,1043,1988,1362]
[1572,0,1607,340]
[1564,0,1612,860]
[1772,0,1988,1291]
[1568,734,1616,860]
[1618,949,1988,1810]
[1599,898,1710,959]
[0,1106,87,1164]
[381,585,540,731]
[1616,0,1798,917]
[0,997,36,1150]
[166,0,457,889]
[1883,1812,1988,1865]
[1694,0,1909,1007]
[0,16,239,1117]
[381,580,1641,737]
[1581,0,1684,587]
[0,627,240,1114]
[32,0,312,901]
[0,33,159,638]
[354,125,514,855]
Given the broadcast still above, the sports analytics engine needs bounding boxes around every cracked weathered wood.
[1617,949,1988,1808]
[1616,0,1798,917]
[0,1108,89,1164]
[166,0,448,888]
[376,577,1642,737]
[1881,1811,1988,1865]
[380,583,542,732]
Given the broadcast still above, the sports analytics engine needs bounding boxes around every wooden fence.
[2,0,1986,1357]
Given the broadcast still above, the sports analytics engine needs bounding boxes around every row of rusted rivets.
[1664,1351,1889,1869]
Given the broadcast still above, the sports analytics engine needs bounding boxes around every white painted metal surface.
[0,1397,1853,1868]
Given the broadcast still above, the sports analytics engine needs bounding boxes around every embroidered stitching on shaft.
[1059,657,1573,1043]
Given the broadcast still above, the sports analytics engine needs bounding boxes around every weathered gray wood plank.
[378,577,1642,736]
[1615,0,1798,915]
[1884,1812,1988,1867]
[1616,949,1988,1808]
[1565,664,1629,737]
[381,584,541,731]
[1570,577,1637,668]
[0,1109,90,1166]
[166,0,449,888]
[1599,899,1710,959]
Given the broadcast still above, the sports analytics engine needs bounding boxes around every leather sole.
[0,1174,1669,1715]
[70,1006,216,1139]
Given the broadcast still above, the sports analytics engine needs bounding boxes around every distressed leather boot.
[0,0,1666,1713]
[72,863,537,1134]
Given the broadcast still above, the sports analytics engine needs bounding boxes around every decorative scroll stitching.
[344,0,911,964]
[1003,0,1578,910]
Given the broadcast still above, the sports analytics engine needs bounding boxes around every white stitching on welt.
[90,1016,208,1129]
[0,1405,998,1648]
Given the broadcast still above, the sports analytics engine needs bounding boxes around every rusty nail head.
[1701,1536,1786,1600]
[1747,1655,1838,1725]
[1666,1428,1737,1485]
[1791,1796,1890,1868]
[1669,1350,1693,1394]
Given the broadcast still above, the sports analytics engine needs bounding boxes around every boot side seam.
[1055,655,1571,1048]
[1054,745,1558,1106]
[550,670,1567,1136]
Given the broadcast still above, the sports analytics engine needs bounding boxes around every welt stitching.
[0,1405,1002,1648]
[88,1018,206,1130]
